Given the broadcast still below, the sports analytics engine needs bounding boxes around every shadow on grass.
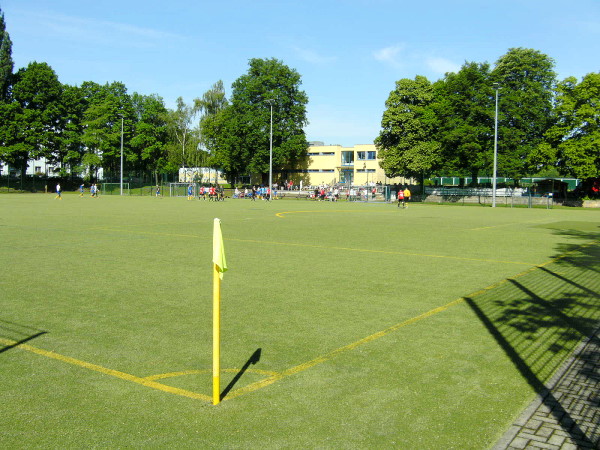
[465,230,599,446]
[0,318,47,354]
[221,348,262,401]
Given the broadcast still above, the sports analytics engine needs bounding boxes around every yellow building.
[299,143,409,186]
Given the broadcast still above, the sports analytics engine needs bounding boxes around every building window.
[357,151,366,160]
[341,151,354,166]
[367,151,376,160]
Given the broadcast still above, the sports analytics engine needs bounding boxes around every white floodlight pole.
[120,116,124,196]
[492,83,499,208]
[265,99,274,201]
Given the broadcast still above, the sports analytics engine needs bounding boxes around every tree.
[0,7,13,102]
[54,84,85,176]
[434,62,494,183]
[542,73,600,179]
[205,58,309,184]
[80,81,135,180]
[0,101,27,170]
[195,80,228,119]
[196,80,228,170]
[165,96,199,168]
[492,48,557,180]
[375,75,441,182]
[130,92,169,184]
[8,62,65,176]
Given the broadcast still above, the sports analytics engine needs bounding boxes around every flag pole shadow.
[221,348,262,401]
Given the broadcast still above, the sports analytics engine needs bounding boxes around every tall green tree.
[130,92,169,184]
[0,101,25,170]
[165,96,199,168]
[204,58,309,184]
[9,62,65,175]
[57,84,86,175]
[0,9,14,103]
[195,80,228,118]
[540,73,600,179]
[375,75,441,182]
[196,80,228,173]
[492,48,557,180]
[434,62,494,183]
[0,7,13,102]
[80,81,135,180]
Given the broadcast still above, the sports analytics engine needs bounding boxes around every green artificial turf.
[1,193,599,448]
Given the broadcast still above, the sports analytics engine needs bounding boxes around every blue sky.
[2,0,599,146]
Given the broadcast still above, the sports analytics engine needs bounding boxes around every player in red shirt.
[397,189,404,208]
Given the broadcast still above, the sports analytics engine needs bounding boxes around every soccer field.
[1,194,599,448]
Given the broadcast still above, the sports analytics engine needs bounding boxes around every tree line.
[0,9,309,186]
[2,8,598,188]
[376,47,600,185]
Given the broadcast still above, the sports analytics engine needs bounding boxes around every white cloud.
[293,47,337,65]
[17,10,186,49]
[425,57,460,75]
[373,44,406,69]
[374,43,461,76]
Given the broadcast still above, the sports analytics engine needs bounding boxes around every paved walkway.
[494,326,600,449]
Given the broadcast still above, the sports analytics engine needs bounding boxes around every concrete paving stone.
[572,439,596,449]
[559,443,578,450]
[494,325,600,450]
[508,436,529,449]
[517,432,550,444]
[546,432,565,446]
[527,442,559,450]
[536,426,554,438]
[525,418,543,430]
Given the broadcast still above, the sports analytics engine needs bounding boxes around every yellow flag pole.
[212,218,227,406]
[212,261,221,405]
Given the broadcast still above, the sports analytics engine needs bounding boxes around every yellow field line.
[227,237,533,266]
[275,210,362,218]
[93,226,535,266]
[5,241,594,404]
[469,219,551,231]
[219,239,599,398]
[0,338,211,402]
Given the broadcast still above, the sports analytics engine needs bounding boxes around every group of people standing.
[198,185,225,201]
[233,186,273,201]
[397,187,411,208]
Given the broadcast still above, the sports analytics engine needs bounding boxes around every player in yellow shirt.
[403,187,411,208]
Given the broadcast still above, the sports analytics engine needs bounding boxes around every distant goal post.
[169,182,198,197]
[102,183,130,195]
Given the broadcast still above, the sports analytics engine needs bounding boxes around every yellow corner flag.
[212,218,228,279]
[212,218,226,405]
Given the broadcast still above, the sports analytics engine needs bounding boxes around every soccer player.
[187,184,194,200]
[79,183,84,197]
[403,186,411,208]
[55,183,62,200]
[397,188,404,208]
